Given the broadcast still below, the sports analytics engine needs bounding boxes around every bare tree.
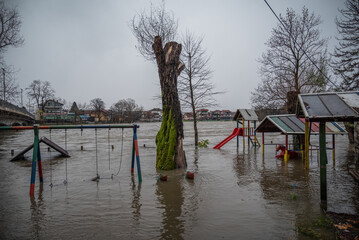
[111,98,143,123]
[178,31,219,146]
[129,1,178,61]
[332,0,359,144]
[0,1,24,56]
[26,80,55,109]
[251,7,329,110]
[90,98,105,122]
[332,0,359,91]
[0,65,18,102]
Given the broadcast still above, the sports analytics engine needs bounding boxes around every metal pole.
[319,122,327,208]
[236,119,239,148]
[30,125,39,196]
[21,88,23,107]
[133,124,142,182]
[131,127,135,174]
[37,141,43,183]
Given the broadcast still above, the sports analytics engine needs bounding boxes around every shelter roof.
[256,114,346,135]
[296,91,359,122]
[233,109,258,121]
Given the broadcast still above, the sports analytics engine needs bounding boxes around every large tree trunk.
[153,36,186,170]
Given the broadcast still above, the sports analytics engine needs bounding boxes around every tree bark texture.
[153,36,186,170]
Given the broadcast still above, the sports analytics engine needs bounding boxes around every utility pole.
[21,88,23,107]
[2,68,5,101]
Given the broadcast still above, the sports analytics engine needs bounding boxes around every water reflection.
[30,184,44,240]
[131,176,142,221]
[156,172,185,240]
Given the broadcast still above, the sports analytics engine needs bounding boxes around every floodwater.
[0,121,358,239]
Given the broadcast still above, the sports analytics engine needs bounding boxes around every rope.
[64,129,68,185]
[113,128,124,177]
[95,128,99,178]
[108,128,111,170]
[49,129,53,187]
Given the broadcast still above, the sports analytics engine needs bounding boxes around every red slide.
[213,128,242,149]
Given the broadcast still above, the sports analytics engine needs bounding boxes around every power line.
[263,0,339,89]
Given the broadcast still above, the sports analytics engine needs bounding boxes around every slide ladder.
[213,128,242,149]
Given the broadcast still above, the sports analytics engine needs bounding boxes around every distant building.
[149,108,162,121]
[196,109,210,120]
[183,112,193,120]
[39,99,68,123]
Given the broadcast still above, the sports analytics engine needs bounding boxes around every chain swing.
[49,129,53,187]
[112,128,124,178]
[108,128,111,171]
[64,129,68,185]
[92,128,100,181]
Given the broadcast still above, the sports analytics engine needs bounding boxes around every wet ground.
[0,121,358,239]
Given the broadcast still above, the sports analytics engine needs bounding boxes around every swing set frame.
[0,124,142,197]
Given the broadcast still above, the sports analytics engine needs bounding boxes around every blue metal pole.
[133,124,142,182]
[30,125,39,196]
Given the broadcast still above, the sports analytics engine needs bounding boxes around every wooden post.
[30,125,39,197]
[319,122,327,208]
[305,120,309,169]
[248,120,250,146]
[332,134,335,166]
[243,118,245,151]
[254,121,257,148]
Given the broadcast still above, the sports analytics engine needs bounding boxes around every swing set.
[0,124,142,197]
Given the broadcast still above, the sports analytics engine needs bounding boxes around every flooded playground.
[0,121,358,239]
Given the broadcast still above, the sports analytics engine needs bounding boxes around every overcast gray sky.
[4,0,345,111]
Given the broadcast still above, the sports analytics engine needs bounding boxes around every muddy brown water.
[0,121,358,239]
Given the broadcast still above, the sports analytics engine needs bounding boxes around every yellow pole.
[305,120,309,169]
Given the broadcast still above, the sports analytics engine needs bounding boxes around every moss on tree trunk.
[153,36,186,170]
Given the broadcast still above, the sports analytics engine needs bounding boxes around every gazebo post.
[242,117,245,151]
[332,134,335,166]
[236,118,239,148]
[254,121,257,147]
[305,119,310,169]
[319,122,327,209]
[248,120,250,146]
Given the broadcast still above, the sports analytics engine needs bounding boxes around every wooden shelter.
[233,109,260,148]
[296,91,359,208]
[256,114,346,161]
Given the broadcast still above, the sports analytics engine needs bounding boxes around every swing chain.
[49,129,53,188]
[64,129,68,185]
